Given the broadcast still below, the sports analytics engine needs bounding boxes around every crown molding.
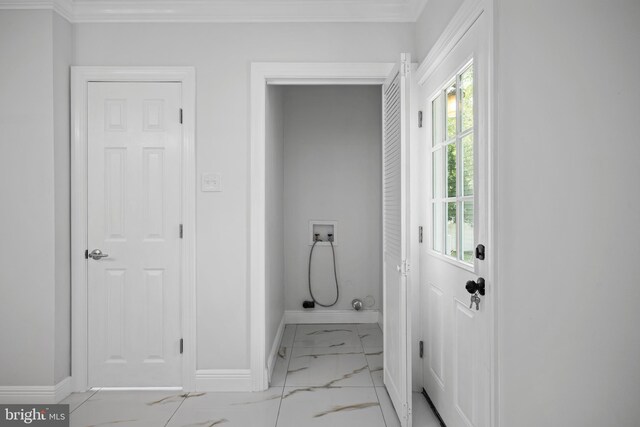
[0,0,73,20]
[0,0,427,22]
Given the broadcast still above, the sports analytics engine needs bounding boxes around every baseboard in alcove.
[284,309,379,324]
[266,315,286,384]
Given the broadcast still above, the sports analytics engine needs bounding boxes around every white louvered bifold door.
[383,53,412,427]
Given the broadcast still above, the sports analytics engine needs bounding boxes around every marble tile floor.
[63,323,441,427]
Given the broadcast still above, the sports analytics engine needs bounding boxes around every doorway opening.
[263,82,384,375]
[251,60,438,427]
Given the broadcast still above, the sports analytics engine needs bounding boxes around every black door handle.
[465,277,485,296]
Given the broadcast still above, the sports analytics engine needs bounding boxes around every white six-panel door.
[383,53,413,427]
[87,82,183,387]
[420,14,490,427]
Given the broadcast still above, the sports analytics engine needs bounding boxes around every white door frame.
[249,62,397,390]
[415,0,499,425]
[70,67,197,392]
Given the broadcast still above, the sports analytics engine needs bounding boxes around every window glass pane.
[446,143,456,197]
[461,66,474,131]
[446,83,457,139]
[462,201,474,263]
[432,148,443,198]
[432,94,443,147]
[432,202,443,253]
[446,202,457,257]
[462,134,474,196]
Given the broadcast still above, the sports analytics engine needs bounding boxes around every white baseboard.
[0,377,71,404]
[266,315,285,384]
[285,309,379,324]
[194,369,252,392]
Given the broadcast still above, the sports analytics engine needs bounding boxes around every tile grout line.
[69,387,101,414]
[163,392,189,427]
[374,386,392,427]
[274,324,296,427]
[361,325,390,427]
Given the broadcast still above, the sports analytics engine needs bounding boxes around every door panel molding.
[71,67,196,392]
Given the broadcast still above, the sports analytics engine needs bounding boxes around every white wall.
[265,85,285,354]
[282,86,382,313]
[495,0,640,425]
[414,0,464,62]
[0,10,72,387]
[74,22,414,370]
[52,11,73,385]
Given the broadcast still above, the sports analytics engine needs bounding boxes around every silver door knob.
[88,249,109,260]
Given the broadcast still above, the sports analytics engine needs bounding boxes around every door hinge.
[180,338,184,354]
[179,108,183,124]
[84,249,88,259]
[418,226,423,243]
[401,259,410,275]
[419,340,424,358]
[418,111,423,128]
[179,224,183,239]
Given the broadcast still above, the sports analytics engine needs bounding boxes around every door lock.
[466,277,485,311]
[465,277,485,295]
[88,249,109,260]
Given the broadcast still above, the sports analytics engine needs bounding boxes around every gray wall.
[283,86,382,313]
[74,22,414,370]
[495,0,640,425]
[0,10,72,386]
[265,85,285,354]
[414,0,464,61]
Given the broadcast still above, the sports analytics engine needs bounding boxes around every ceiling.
[0,0,428,22]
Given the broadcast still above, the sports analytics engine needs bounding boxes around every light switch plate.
[201,173,222,192]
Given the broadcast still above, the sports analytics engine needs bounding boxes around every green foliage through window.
[431,62,475,264]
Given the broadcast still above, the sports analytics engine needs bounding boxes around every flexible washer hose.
[308,239,340,307]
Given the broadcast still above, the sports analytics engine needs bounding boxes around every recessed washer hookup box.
[0,405,69,426]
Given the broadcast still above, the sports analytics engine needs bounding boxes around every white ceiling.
[0,0,428,22]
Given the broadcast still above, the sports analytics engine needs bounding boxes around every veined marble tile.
[166,388,283,427]
[365,347,384,386]
[375,386,401,427]
[286,346,372,387]
[70,390,185,427]
[60,389,100,413]
[374,388,442,426]
[358,325,383,350]
[278,386,385,427]
[356,323,382,334]
[281,324,296,348]
[271,343,292,387]
[412,392,442,427]
[294,324,361,348]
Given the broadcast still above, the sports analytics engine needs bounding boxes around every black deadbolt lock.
[475,244,485,260]
[465,277,486,296]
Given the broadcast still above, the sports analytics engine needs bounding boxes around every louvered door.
[382,53,412,427]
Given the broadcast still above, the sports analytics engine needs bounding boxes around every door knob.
[465,277,485,296]
[88,249,109,260]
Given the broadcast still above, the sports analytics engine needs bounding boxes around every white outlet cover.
[201,173,222,192]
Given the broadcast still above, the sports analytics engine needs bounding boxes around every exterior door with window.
[87,82,183,387]
[420,14,491,427]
